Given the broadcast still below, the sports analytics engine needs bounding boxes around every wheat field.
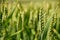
[0,0,60,40]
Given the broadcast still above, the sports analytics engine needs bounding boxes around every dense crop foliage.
[0,0,60,40]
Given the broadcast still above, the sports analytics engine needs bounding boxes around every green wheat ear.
[41,10,54,40]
